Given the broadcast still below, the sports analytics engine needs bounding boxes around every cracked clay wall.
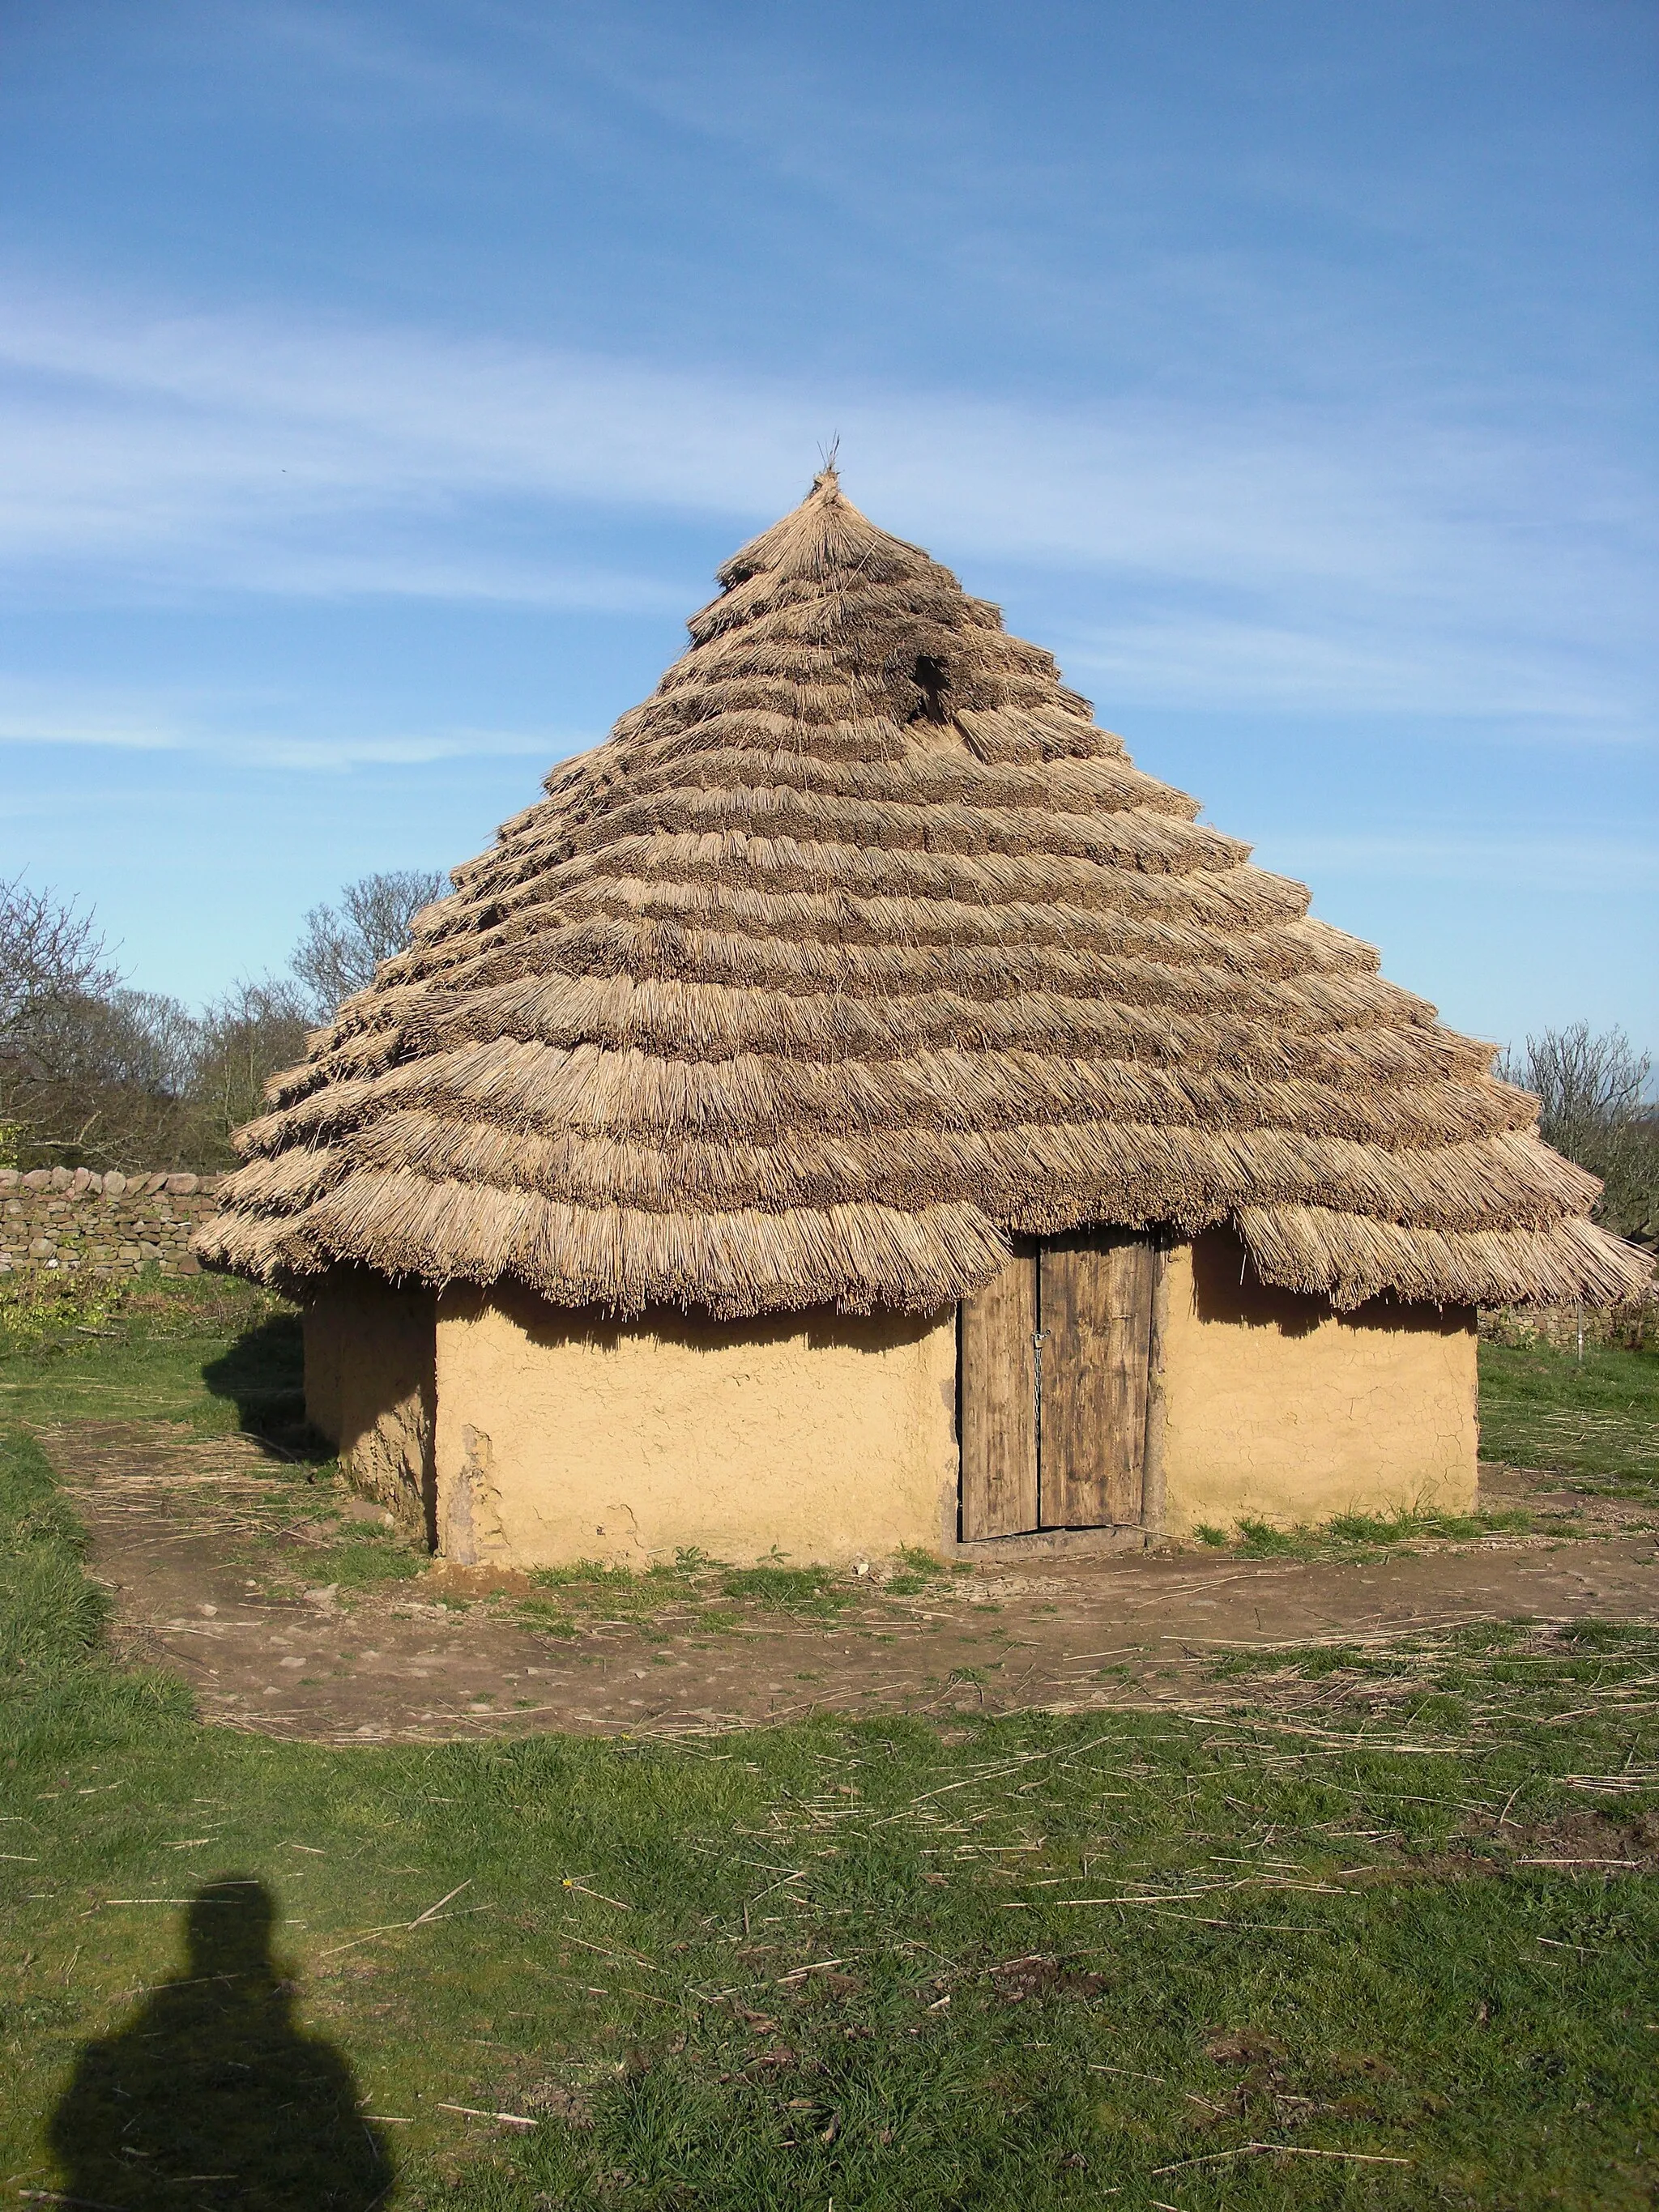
[308,1229,1477,1569]
[432,1281,960,1570]
[1158,1230,1479,1535]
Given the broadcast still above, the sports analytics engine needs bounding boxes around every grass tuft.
[720,1564,847,1610]
[515,1598,579,1638]
[1198,1503,1537,1559]
[531,1559,642,1592]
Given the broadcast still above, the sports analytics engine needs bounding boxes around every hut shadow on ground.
[202,1313,333,1464]
[49,1876,391,2210]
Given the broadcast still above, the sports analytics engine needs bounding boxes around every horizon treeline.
[0,869,444,1174]
[1496,1024,1658,1250]
[1,870,1654,1247]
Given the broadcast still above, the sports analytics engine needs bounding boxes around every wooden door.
[958,1236,1039,1538]
[1038,1230,1155,1528]
[959,1230,1158,1538]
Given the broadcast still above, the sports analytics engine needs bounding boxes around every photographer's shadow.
[51,1876,392,2210]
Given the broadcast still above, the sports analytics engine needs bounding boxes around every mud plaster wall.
[302,1270,437,1536]
[432,1283,959,1569]
[1158,1231,1478,1533]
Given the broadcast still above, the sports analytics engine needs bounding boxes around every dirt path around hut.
[41,1421,1659,1744]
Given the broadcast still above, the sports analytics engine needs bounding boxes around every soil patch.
[43,1421,1659,1743]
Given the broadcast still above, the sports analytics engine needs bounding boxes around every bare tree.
[1,875,120,1039]
[0,867,452,1170]
[1503,1023,1651,1153]
[1502,1023,1658,1244]
[289,868,447,1019]
[17,988,204,1166]
[186,977,313,1163]
[0,876,131,1165]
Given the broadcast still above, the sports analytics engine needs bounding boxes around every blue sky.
[2,0,1654,1053]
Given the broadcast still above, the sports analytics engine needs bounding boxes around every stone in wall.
[0,1167,224,1281]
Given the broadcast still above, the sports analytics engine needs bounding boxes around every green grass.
[301,1534,428,1591]
[0,1270,438,1602]
[719,1563,848,1611]
[2,1429,1656,2207]
[516,1554,862,1630]
[1192,1504,1536,1561]
[1,1302,1657,2205]
[1479,1335,1659,1496]
[522,1554,919,1621]
[531,1560,647,1589]
[0,1267,310,1442]
[1322,1505,1527,1545]
[515,1598,581,1638]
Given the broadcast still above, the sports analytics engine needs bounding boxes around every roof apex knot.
[810,462,842,498]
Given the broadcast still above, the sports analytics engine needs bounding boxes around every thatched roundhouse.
[197,471,1649,1567]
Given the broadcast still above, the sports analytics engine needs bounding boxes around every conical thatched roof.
[198,471,1651,1318]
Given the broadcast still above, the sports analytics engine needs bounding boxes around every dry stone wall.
[1480,1298,1656,1355]
[0,1167,224,1279]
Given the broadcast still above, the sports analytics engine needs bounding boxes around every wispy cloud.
[0,275,1652,729]
[1057,615,1640,727]
[0,680,584,772]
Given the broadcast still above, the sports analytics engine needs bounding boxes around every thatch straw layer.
[197,471,1650,1315]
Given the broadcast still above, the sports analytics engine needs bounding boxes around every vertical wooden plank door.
[958,1237,1038,1538]
[958,1229,1158,1538]
[1038,1230,1155,1528]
